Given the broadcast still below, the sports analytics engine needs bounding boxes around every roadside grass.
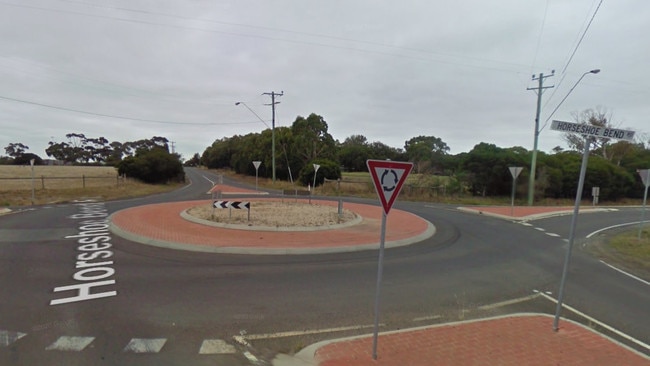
[0,165,182,206]
[608,227,650,267]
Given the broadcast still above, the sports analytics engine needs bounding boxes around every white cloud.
[0,0,648,161]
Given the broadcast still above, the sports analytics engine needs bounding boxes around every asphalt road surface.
[0,167,648,365]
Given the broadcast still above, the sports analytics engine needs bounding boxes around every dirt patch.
[186,201,357,228]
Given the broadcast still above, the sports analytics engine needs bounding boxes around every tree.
[338,135,371,172]
[564,107,625,160]
[4,142,29,158]
[117,148,184,184]
[291,114,337,165]
[184,153,201,167]
[404,135,450,173]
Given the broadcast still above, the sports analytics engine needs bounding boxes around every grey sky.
[0,0,648,161]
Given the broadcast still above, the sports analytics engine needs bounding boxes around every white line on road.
[586,221,649,238]
[477,293,541,310]
[0,330,27,346]
[240,324,380,341]
[545,232,561,237]
[535,227,546,232]
[538,292,650,352]
[202,175,215,185]
[46,336,95,351]
[600,260,650,286]
[123,338,167,353]
[412,315,442,322]
[199,339,237,354]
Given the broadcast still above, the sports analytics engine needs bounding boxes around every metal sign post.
[30,159,35,205]
[252,161,261,191]
[551,120,636,330]
[310,164,320,204]
[638,169,650,240]
[509,167,523,217]
[366,159,413,360]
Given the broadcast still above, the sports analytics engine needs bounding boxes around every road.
[0,167,648,365]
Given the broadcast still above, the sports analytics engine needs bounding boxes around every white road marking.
[545,232,561,237]
[243,351,259,363]
[412,315,442,322]
[600,260,650,286]
[0,330,27,346]
[46,336,94,351]
[203,175,215,185]
[535,227,546,232]
[199,339,237,354]
[520,222,533,227]
[539,292,650,352]
[477,293,540,310]
[123,338,167,353]
[241,324,380,340]
[586,221,649,238]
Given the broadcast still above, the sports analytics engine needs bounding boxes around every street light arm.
[541,69,601,131]
[235,102,271,129]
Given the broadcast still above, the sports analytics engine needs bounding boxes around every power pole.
[527,72,554,206]
[263,91,283,183]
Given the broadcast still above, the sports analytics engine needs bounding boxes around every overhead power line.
[0,94,262,126]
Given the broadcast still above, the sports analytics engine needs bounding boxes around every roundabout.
[109,198,435,255]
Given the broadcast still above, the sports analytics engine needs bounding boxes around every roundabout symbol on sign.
[381,169,398,192]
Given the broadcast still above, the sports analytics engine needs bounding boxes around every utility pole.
[527,72,554,206]
[263,91,283,183]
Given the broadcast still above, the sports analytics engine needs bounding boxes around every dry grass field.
[0,165,181,207]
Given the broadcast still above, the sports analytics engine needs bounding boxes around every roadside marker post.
[252,161,261,191]
[550,120,635,331]
[366,159,413,360]
[638,169,650,240]
[508,167,524,217]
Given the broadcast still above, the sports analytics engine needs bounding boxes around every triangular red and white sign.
[367,159,413,215]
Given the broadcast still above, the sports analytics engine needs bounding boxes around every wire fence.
[0,175,127,190]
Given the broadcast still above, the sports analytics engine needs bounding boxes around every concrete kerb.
[179,207,364,232]
[108,211,436,256]
[271,312,650,366]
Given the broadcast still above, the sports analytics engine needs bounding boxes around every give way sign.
[367,159,413,215]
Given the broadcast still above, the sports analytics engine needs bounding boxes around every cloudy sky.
[0,0,648,162]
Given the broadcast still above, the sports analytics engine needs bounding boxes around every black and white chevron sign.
[213,201,250,210]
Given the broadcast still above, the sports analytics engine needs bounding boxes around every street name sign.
[551,120,635,141]
[366,159,413,215]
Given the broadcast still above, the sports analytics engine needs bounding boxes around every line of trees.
[2,135,184,184]
[201,109,650,201]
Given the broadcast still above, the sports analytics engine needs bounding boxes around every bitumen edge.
[271,313,650,366]
[457,206,616,221]
[108,213,436,255]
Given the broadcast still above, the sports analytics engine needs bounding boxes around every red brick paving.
[110,197,430,250]
[313,315,649,366]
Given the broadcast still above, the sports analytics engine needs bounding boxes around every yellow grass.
[0,165,181,206]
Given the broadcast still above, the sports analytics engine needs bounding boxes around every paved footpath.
[107,186,649,365]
